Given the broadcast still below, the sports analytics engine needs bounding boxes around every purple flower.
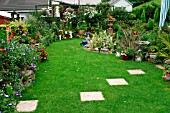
[31,63,36,70]
[15,93,19,96]
[8,103,13,106]
[2,84,6,87]
[4,94,10,98]
[7,47,10,51]
[15,93,22,97]
[33,57,36,60]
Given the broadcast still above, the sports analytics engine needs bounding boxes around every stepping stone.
[80,91,105,101]
[127,69,145,75]
[106,78,128,86]
[16,100,38,112]
[155,65,164,70]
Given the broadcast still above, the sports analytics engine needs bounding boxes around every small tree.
[154,8,159,22]
[141,9,146,23]
[146,18,154,30]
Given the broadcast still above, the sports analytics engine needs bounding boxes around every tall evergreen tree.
[154,8,159,23]
[141,9,146,23]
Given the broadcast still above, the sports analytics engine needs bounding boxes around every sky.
[57,0,101,5]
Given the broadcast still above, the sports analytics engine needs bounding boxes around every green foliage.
[96,2,111,16]
[128,13,137,20]
[76,21,87,30]
[154,8,159,22]
[0,85,18,113]
[109,8,128,21]
[141,9,146,23]
[159,32,170,59]
[146,18,154,30]
[133,2,160,20]
[0,28,6,41]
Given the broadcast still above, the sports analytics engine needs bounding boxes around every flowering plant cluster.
[0,39,39,112]
[84,7,97,19]
[63,7,76,20]
[162,63,170,80]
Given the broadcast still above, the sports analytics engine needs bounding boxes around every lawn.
[21,38,170,113]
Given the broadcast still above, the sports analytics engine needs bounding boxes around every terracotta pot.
[78,30,85,35]
[122,55,129,60]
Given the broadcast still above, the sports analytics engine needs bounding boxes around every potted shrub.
[148,45,158,59]
[76,21,87,35]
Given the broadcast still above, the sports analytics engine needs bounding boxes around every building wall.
[113,0,132,12]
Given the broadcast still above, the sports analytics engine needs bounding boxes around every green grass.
[22,38,170,113]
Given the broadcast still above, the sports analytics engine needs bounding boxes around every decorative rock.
[16,100,38,112]
[165,59,170,64]
[94,48,98,51]
[101,48,109,52]
[80,92,105,101]
[127,69,145,75]
[106,78,128,85]
[155,65,164,70]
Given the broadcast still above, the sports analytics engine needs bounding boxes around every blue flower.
[15,72,18,76]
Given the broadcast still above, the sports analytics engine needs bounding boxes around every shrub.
[109,8,128,21]
[128,13,136,20]
[154,8,159,23]
[141,9,146,23]
[146,18,154,30]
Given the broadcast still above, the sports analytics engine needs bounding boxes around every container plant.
[76,21,87,35]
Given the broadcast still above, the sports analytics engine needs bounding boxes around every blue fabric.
[81,39,88,46]
[159,0,170,28]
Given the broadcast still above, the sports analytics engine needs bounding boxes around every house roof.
[109,0,133,6]
[0,0,48,11]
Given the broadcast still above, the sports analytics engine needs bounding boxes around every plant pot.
[122,55,129,60]
[149,53,157,59]
[136,57,142,62]
[59,35,62,40]
[78,30,85,35]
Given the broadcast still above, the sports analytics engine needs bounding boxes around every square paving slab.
[80,92,105,101]
[155,65,164,70]
[106,78,128,85]
[127,69,145,75]
[16,100,38,112]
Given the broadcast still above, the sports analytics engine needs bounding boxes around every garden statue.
[107,13,115,34]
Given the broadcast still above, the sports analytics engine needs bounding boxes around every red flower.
[0,48,5,52]
[42,48,45,52]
